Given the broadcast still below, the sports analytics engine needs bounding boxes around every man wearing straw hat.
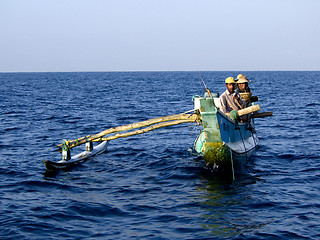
[219,77,247,117]
[235,75,251,94]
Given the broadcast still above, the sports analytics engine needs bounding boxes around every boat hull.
[216,110,259,154]
[193,96,258,170]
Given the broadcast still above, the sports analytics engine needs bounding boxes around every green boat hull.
[193,94,258,170]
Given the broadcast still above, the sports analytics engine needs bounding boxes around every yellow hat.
[225,77,236,84]
[237,76,251,83]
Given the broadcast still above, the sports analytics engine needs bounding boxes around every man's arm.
[235,94,247,108]
[219,94,228,114]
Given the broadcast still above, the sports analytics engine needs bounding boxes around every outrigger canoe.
[44,91,271,172]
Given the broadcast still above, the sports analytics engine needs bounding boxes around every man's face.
[226,83,235,93]
[238,83,246,92]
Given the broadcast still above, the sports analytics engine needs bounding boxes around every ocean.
[1,71,319,239]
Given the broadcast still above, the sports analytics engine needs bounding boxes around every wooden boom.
[94,119,197,142]
[57,112,201,150]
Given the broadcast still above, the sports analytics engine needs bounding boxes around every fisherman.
[219,77,247,120]
[235,76,251,94]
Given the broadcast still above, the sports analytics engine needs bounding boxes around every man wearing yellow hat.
[219,77,247,116]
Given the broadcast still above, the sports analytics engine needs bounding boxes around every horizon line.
[1,69,320,73]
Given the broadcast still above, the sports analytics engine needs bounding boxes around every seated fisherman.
[219,77,247,119]
[235,75,258,105]
[235,75,251,94]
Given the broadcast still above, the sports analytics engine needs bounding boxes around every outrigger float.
[44,90,272,173]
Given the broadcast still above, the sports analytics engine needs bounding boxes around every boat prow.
[193,94,259,170]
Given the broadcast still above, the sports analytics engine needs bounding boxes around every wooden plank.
[251,112,273,118]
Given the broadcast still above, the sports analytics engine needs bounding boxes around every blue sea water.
[0,71,319,239]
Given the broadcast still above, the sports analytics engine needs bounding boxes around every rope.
[248,120,258,146]
[238,125,247,154]
[182,109,197,114]
[62,140,70,152]
[229,136,235,182]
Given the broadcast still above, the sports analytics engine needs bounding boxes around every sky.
[0,0,319,72]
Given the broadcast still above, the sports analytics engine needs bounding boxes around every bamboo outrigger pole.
[57,111,201,151]
[94,119,198,142]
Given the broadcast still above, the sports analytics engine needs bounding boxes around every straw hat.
[225,77,236,84]
[236,74,244,80]
[237,76,251,84]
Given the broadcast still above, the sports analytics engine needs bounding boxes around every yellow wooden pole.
[94,119,198,142]
[57,112,200,150]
